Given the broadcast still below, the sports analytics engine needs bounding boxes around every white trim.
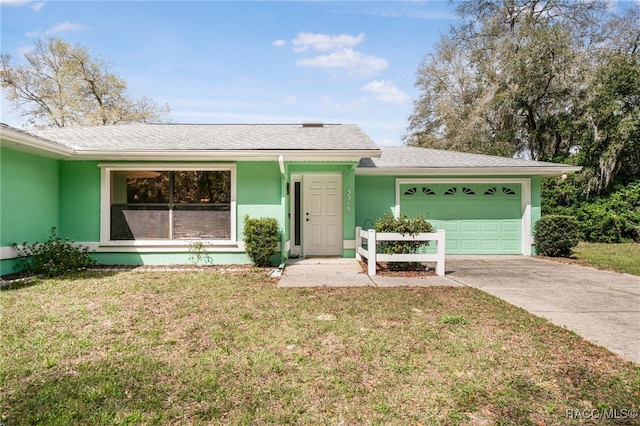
[86,150,379,162]
[1,127,73,159]
[0,246,18,260]
[343,239,356,249]
[357,166,581,177]
[395,178,532,256]
[2,240,249,260]
[99,163,237,247]
[93,242,245,253]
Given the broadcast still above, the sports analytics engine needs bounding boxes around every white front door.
[303,174,342,256]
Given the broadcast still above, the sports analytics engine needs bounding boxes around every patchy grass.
[2,270,639,425]
[571,242,640,275]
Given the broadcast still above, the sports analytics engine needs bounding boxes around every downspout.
[278,155,287,265]
[269,155,288,277]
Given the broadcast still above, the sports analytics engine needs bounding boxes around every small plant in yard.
[11,227,96,277]
[243,215,279,267]
[375,213,434,271]
[439,314,469,325]
[188,241,214,265]
[535,215,580,257]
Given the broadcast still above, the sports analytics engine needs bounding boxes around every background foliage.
[543,178,640,243]
[1,37,169,128]
[406,0,640,241]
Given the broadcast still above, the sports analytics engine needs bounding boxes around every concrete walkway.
[278,257,459,288]
[278,255,640,364]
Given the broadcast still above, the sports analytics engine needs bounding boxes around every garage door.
[400,183,522,254]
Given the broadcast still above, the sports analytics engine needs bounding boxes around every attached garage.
[398,181,524,254]
[356,146,581,256]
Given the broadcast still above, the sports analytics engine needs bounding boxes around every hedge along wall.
[1,148,60,275]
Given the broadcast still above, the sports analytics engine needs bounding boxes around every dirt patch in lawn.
[357,261,436,277]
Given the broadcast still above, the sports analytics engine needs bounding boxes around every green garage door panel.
[400,184,521,254]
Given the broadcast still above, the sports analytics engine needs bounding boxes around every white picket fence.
[355,227,446,277]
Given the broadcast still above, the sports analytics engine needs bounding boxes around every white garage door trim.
[395,178,532,256]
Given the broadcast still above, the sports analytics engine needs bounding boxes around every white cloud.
[319,96,333,104]
[0,0,46,10]
[361,80,411,105]
[31,1,45,11]
[47,21,85,34]
[272,39,286,48]
[284,95,297,103]
[25,21,85,37]
[0,0,30,5]
[292,32,364,52]
[297,48,388,77]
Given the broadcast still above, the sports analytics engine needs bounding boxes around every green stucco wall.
[354,175,396,229]
[237,161,284,240]
[1,148,546,272]
[0,148,60,275]
[58,161,101,242]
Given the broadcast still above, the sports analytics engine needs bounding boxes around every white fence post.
[367,229,377,276]
[435,229,445,276]
[355,227,445,277]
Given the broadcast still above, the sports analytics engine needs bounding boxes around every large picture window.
[104,165,235,242]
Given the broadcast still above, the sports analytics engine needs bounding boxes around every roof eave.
[0,127,73,159]
[72,149,382,162]
[355,166,582,176]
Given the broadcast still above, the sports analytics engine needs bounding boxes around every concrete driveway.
[445,255,640,364]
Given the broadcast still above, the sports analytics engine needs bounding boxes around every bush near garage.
[534,215,580,257]
[374,213,434,271]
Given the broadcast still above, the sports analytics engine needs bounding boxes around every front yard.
[571,242,640,275]
[2,269,639,425]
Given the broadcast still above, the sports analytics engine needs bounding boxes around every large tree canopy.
[1,37,169,128]
[406,0,640,194]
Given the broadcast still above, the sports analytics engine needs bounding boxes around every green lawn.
[572,242,640,275]
[2,270,639,425]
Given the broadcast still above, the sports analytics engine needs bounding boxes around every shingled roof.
[29,123,379,151]
[1,123,579,176]
[358,146,580,176]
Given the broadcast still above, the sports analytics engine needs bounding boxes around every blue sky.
[1,1,458,145]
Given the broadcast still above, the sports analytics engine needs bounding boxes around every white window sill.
[93,240,246,252]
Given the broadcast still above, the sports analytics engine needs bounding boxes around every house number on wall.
[346,188,352,212]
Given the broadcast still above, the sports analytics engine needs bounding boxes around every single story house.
[0,122,580,274]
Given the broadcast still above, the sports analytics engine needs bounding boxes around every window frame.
[100,163,237,247]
